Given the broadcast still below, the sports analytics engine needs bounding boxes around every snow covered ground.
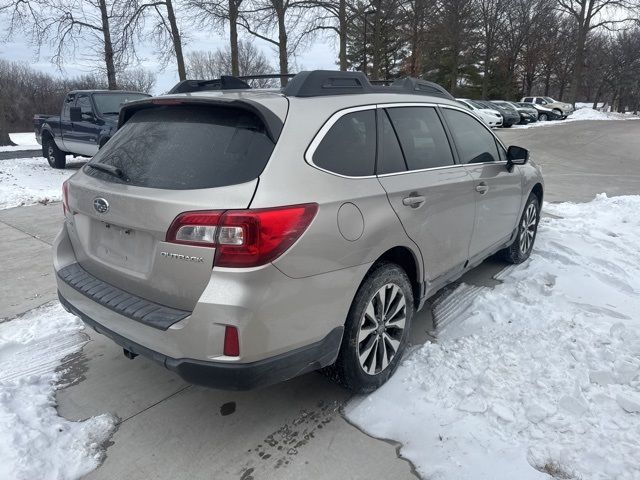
[347,194,640,480]
[0,303,115,480]
[0,132,40,152]
[0,156,76,210]
[513,108,639,129]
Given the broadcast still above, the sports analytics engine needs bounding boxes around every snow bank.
[346,194,640,480]
[0,303,115,480]
[0,156,75,209]
[0,133,40,152]
[514,108,639,129]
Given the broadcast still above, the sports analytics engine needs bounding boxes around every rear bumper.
[59,292,343,390]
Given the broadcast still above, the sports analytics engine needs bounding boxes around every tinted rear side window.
[442,108,500,164]
[378,110,407,174]
[312,110,376,177]
[85,106,275,189]
[386,107,454,170]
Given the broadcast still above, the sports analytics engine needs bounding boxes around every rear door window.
[84,105,275,190]
[378,110,407,174]
[442,108,500,164]
[386,107,454,170]
[312,109,376,177]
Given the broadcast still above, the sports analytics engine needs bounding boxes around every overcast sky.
[0,23,338,94]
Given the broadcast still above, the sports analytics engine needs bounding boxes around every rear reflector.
[223,326,240,356]
[166,203,318,268]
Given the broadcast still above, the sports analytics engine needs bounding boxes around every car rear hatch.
[63,99,286,312]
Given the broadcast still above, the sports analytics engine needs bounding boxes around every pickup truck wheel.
[327,261,414,393]
[45,139,66,169]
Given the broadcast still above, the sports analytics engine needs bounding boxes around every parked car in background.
[474,100,520,127]
[520,96,573,118]
[34,90,151,169]
[521,103,563,121]
[456,99,503,128]
[55,70,544,394]
[502,101,538,125]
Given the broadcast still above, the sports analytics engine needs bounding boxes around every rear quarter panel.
[250,96,424,282]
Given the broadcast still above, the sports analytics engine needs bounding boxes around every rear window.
[84,105,275,189]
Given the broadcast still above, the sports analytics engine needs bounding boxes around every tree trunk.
[568,26,587,105]
[370,0,382,79]
[98,0,117,89]
[481,51,490,98]
[338,0,347,71]
[0,127,14,146]
[543,69,551,96]
[229,0,239,76]
[277,7,288,86]
[592,80,604,110]
[166,0,186,81]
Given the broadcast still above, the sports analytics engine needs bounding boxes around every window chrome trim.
[304,101,509,180]
[304,104,378,180]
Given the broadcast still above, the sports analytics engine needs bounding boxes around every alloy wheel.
[519,203,538,254]
[357,283,407,375]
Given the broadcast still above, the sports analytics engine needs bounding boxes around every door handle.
[402,195,426,208]
[475,183,489,194]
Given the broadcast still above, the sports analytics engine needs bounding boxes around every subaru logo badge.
[93,197,109,214]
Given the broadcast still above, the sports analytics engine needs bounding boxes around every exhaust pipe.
[123,348,138,360]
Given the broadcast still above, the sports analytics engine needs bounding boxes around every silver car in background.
[54,71,544,393]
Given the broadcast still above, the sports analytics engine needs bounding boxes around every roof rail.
[166,70,455,100]
[283,70,454,100]
[167,74,296,94]
[167,76,251,94]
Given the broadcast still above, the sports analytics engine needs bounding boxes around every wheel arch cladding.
[372,247,421,308]
[531,183,544,204]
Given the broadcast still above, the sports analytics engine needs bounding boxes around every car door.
[376,105,476,285]
[58,94,75,152]
[440,106,522,259]
[71,94,100,156]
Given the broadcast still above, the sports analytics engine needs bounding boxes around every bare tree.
[185,39,274,84]
[124,0,188,80]
[0,0,140,89]
[477,0,507,98]
[237,0,317,84]
[555,0,640,104]
[185,0,245,76]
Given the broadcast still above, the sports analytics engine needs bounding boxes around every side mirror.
[507,145,529,168]
[70,106,82,122]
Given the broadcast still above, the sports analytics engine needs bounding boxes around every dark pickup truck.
[34,90,150,168]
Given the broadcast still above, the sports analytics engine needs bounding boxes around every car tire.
[502,193,540,264]
[328,261,414,393]
[538,113,548,121]
[552,108,563,118]
[45,138,67,169]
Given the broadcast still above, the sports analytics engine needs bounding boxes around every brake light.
[166,204,318,268]
[62,181,69,216]
[223,326,240,356]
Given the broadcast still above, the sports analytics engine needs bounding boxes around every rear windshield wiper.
[101,111,120,115]
[86,162,126,180]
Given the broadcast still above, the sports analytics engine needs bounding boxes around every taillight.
[166,203,318,268]
[62,181,69,216]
